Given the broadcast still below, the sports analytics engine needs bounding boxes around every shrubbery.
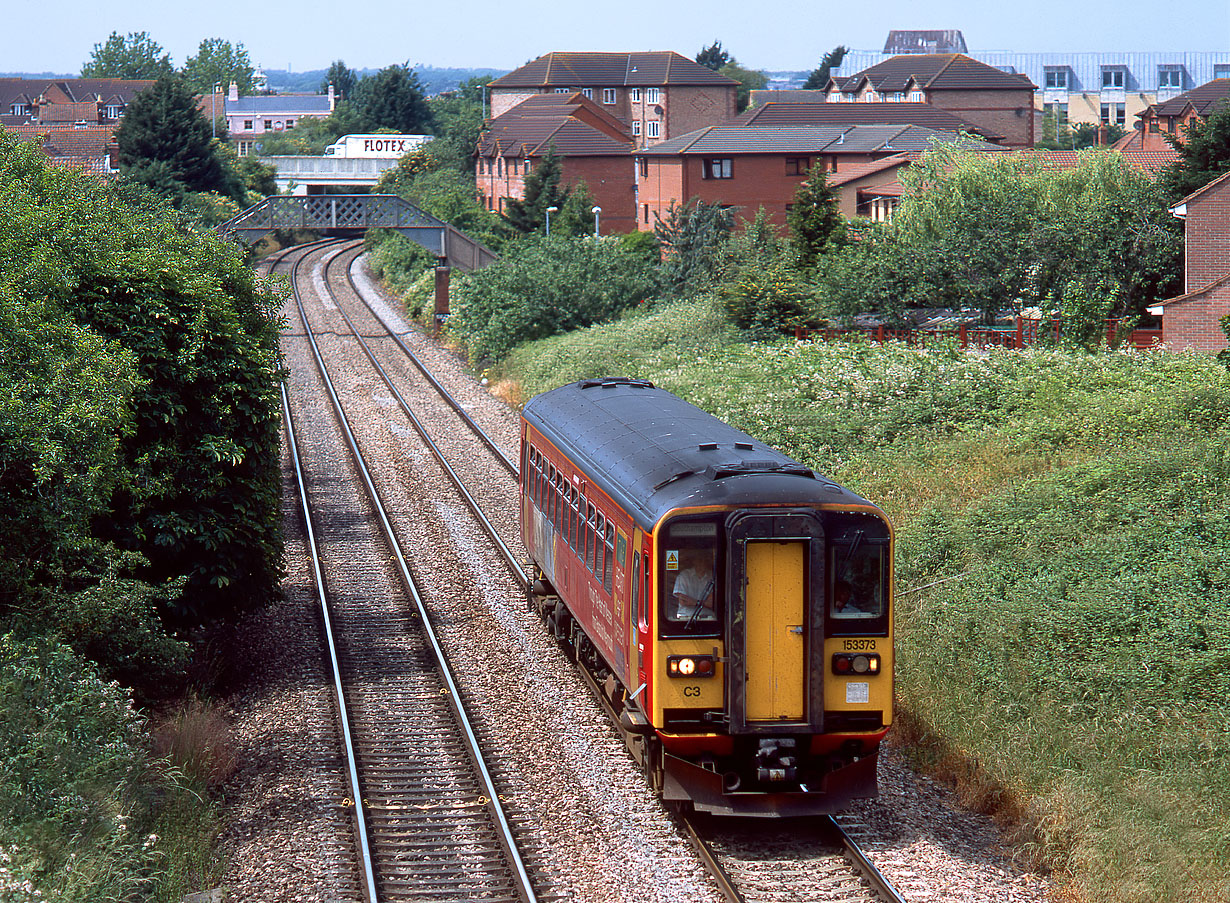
[449,234,660,362]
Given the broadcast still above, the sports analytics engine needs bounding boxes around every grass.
[495,300,1230,902]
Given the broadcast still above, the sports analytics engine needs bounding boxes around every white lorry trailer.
[323,134,432,158]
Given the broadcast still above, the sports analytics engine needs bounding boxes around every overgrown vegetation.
[0,131,284,898]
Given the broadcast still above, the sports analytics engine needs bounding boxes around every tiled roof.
[479,92,632,157]
[638,124,1007,157]
[734,100,1003,142]
[827,154,913,187]
[491,51,737,88]
[838,54,1035,93]
[227,95,333,115]
[1149,78,1230,117]
[3,124,116,174]
[0,78,154,107]
[1016,148,1180,173]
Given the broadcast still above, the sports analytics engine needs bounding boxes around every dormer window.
[1101,67,1125,89]
[1044,67,1069,89]
[1158,67,1183,90]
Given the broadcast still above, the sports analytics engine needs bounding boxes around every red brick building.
[825,54,1037,148]
[632,124,1006,233]
[488,51,737,149]
[476,93,636,234]
[1147,170,1230,352]
[1127,78,1230,153]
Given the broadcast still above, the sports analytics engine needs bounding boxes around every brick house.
[1126,78,1230,153]
[221,81,336,156]
[825,54,1037,147]
[1147,170,1230,352]
[488,51,737,149]
[476,93,636,234]
[633,124,1006,233]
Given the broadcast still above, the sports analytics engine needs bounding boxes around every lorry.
[323,134,432,158]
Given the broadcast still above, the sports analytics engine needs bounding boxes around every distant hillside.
[264,67,508,97]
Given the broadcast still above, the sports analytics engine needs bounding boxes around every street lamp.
[545,205,558,237]
[212,82,220,139]
[591,205,602,238]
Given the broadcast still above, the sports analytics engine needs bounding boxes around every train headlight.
[668,655,716,678]
[832,653,880,675]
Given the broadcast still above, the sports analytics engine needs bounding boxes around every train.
[520,377,893,817]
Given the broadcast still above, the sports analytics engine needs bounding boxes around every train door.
[726,510,825,733]
[744,541,804,720]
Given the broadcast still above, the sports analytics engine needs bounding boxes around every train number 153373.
[842,639,877,651]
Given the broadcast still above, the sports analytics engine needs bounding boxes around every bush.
[449,234,660,363]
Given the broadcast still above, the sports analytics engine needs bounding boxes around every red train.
[521,378,893,816]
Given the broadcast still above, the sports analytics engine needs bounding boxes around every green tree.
[654,198,735,297]
[80,31,173,80]
[801,45,849,90]
[182,37,255,96]
[115,74,243,204]
[695,41,730,71]
[352,64,433,133]
[321,59,359,102]
[787,164,846,268]
[503,144,569,233]
[719,61,768,112]
[427,76,491,174]
[1160,101,1230,200]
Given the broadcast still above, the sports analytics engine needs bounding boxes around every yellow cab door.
[744,541,805,721]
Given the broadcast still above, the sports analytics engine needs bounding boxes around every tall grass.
[502,313,1230,902]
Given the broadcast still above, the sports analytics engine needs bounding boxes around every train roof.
[521,377,877,529]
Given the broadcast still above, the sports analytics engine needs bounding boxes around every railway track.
[273,240,539,902]
[285,240,912,903]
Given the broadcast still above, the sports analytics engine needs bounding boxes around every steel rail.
[281,381,381,903]
[334,247,519,477]
[824,815,909,903]
[289,245,538,903]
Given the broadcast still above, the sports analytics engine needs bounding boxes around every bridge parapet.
[218,194,497,271]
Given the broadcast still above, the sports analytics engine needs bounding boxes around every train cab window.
[660,518,721,636]
[828,521,890,633]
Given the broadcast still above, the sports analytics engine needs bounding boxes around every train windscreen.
[660,518,721,636]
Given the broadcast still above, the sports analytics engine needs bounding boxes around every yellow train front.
[521,377,892,817]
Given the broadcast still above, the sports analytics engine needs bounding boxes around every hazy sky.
[5,0,1229,75]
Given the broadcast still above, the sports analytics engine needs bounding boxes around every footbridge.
[218,194,497,272]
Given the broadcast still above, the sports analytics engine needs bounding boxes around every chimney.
[1097,124,1108,146]
[228,82,239,102]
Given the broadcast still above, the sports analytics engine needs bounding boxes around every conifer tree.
[1161,101,1230,201]
[503,144,570,233]
[788,164,846,269]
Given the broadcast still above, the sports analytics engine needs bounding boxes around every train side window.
[586,503,597,572]
[595,512,606,579]
[552,471,561,527]
[569,486,579,550]
[603,522,615,591]
[546,464,555,522]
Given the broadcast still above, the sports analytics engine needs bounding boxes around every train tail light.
[667,655,716,678]
[831,653,880,676]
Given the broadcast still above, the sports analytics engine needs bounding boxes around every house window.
[1045,102,1069,124]
[264,119,273,129]
[864,91,878,101]
[643,203,649,223]
[237,141,253,156]
[104,104,122,118]
[632,120,642,136]
[582,88,593,99]
[645,88,660,104]
[554,87,570,94]
[909,91,923,102]
[510,159,518,174]
[1216,64,1230,80]
[603,88,616,104]
[524,159,532,173]
[286,119,295,129]
[638,157,649,177]
[630,88,641,102]
[1044,68,1068,89]
[892,92,904,102]
[1100,103,1125,126]
[10,103,29,116]
[243,120,253,130]
[1158,67,1182,89]
[827,92,842,102]
[1101,68,1125,89]
[702,158,733,179]
[646,120,660,138]
[785,157,810,176]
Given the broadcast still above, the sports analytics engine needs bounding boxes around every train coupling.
[755,738,799,783]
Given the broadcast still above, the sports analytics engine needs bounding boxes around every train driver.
[673,549,716,622]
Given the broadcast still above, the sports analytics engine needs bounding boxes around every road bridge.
[264,156,399,194]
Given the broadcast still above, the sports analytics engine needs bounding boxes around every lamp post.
[545,205,558,237]
[591,205,602,238]
[212,83,220,139]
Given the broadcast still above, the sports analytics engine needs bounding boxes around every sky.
[5,0,1229,76]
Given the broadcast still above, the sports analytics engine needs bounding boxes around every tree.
[115,74,243,204]
[80,31,173,80]
[321,59,359,103]
[1160,101,1230,201]
[719,61,768,113]
[787,165,846,268]
[426,76,491,174]
[654,198,736,297]
[182,38,255,96]
[696,41,730,71]
[503,144,569,233]
[351,64,433,133]
[802,46,849,91]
